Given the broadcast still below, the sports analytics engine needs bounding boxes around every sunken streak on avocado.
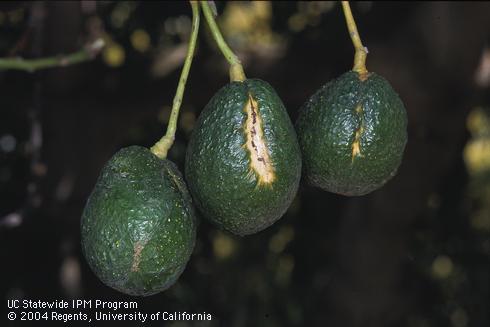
[296,71,408,196]
[185,79,301,236]
[81,146,196,296]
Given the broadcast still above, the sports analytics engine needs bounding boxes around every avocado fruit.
[185,79,301,236]
[296,71,407,196]
[81,146,197,296]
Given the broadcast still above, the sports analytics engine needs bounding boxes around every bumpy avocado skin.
[81,146,196,296]
[185,79,301,236]
[296,71,408,196]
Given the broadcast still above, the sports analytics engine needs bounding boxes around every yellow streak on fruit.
[131,241,145,272]
[243,93,275,186]
[351,138,361,160]
[351,105,364,162]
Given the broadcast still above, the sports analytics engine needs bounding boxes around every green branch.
[200,0,246,82]
[150,1,200,159]
[341,1,368,78]
[0,38,105,72]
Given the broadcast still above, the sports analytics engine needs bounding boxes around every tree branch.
[0,38,105,72]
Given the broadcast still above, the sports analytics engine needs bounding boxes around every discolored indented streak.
[131,241,145,272]
[351,104,364,162]
[243,93,275,185]
[351,127,363,161]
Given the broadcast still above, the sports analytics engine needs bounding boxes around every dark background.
[1,1,490,326]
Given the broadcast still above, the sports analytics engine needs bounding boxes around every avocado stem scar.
[244,93,275,185]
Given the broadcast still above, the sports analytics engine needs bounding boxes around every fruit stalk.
[200,0,246,82]
[0,38,105,72]
[341,1,368,77]
[151,1,200,159]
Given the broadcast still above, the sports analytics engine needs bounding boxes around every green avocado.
[185,79,301,236]
[81,146,196,296]
[296,71,407,196]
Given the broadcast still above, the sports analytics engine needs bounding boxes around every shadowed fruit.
[81,146,196,296]
[185,79,301,236]
[296,71,407,196]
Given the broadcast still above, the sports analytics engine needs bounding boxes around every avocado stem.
[151,1,200,159]
[341,1,368,78]
[200,1,246,82]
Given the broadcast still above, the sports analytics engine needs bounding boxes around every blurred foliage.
[465,108,490,235]
[288,1,336,32]
[219,1,285,58]
[406,107,490,327]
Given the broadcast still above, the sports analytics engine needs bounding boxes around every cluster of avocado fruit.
[80,14,407,298]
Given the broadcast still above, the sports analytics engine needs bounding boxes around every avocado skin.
[296,71,407,196]
[81,146,196,296]
[185,79,301,236]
